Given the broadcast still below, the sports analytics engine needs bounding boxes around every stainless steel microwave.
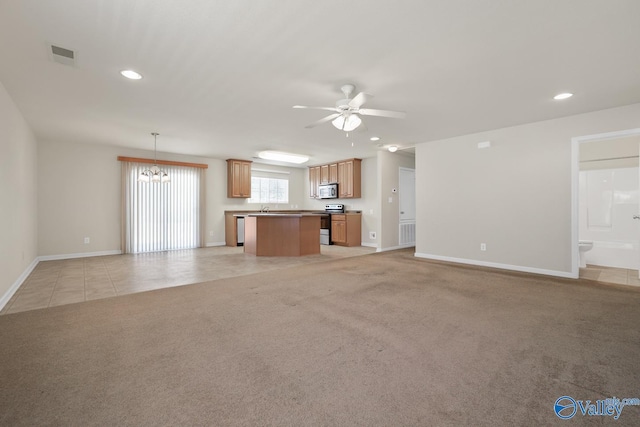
[318,183,338,199]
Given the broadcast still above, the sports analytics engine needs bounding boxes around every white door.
[399,168,416,246]
[399,168,415,221]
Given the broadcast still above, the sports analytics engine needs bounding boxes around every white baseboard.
[205,242,227,247]
[361,242,378,249]
[0,257,40,312]
[376,244,415,253]
[38,250,122,261]
[414,252,577,279]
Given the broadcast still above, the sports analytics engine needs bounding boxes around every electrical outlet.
[209,231,214,237]
[84,237,90,244]
[480,243,486,251]
[369,231,376,239]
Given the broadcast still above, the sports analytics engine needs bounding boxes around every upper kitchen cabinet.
[227,159,252,198]
[309,166,320,199]
[329,163,338,184]
[308,158,361,199]
[320,164,330,184]
[337,158,361,198]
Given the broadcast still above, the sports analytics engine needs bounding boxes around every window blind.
[121,162,206,254]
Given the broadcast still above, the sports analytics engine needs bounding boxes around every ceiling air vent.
[50,45,75,66]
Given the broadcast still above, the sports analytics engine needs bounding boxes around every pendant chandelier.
[138,132,170,183]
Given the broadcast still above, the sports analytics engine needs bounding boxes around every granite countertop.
[229,210,360,217]
[232,211,328,217]
[244,213,324,218]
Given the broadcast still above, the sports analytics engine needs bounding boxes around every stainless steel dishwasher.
[236,216,245,246]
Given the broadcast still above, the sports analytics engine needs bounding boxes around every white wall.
[0,82,38,304]
[37,140,310,256]
[416,102,640,276]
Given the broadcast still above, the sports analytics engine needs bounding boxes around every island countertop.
[244,213,326,217]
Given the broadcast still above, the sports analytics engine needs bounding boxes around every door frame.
[571,127,640,278]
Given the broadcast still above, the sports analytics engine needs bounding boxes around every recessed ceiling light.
[120,70,143,80]
[553,92,573,100]
[388,145,398,153]
[370,136,380,141]
[258,151,309,164]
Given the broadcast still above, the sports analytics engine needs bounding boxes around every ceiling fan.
[293,84,406,132]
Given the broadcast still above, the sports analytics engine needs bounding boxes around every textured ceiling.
[1,0,640,166]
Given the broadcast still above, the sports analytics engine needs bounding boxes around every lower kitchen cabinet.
[331,213,361,247]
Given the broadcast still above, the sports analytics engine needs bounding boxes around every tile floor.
[5,247,636,315]
[1,245,376,315]
[579,264,640,286]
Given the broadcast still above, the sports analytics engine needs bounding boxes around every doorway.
[399,167,416,246]
[572,129,640,285]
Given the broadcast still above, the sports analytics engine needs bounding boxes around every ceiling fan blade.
[358,108,407,119]
[293,105,340,112]
[348,92,371,108]
[305,113,341,128]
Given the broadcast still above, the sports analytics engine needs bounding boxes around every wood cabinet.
[308,158,361,199]
[337,158,361,198]
[331,213,361,246]
[309,166,320,199]
[244,215,321,256]
[320,164,329,184]
[227,159,252,198]
[225,213,240,246]
[329,163,338,183]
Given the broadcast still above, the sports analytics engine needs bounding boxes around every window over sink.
[248,176,289,204]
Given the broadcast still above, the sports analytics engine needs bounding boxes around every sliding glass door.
[121,162,205,253]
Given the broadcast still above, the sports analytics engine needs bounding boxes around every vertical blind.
[121,161,206,254]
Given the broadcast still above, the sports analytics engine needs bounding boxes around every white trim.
[205,242,227,247]
[38,250,122,261]
[414,252,576,279]
[571,128,640,278]
[376,244,415,253]
[0,257,40,311]
[361,242,378,248]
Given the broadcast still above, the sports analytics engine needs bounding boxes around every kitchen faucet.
[260,205,270,212]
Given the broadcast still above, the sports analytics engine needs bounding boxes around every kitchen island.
[244,213,321,256]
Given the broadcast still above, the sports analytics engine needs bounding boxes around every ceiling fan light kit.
[293,84,406,132]
[332,114,362,131]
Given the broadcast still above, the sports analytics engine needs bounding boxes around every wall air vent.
[50,45,75,66]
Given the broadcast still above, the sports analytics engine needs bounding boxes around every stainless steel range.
[319,204,344,245]
[324,203,345,214]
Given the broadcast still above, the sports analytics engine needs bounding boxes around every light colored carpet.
[1,249,639,426]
